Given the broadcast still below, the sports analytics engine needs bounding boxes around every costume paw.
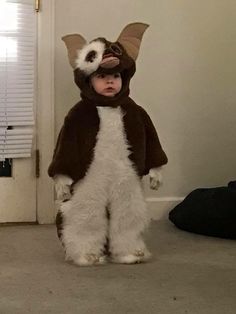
[149,167,163,190]
[54,175,73,201]
[73,254,107,267]
[112,250,151,264]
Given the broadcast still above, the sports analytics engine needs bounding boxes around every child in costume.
[48,23,168,266]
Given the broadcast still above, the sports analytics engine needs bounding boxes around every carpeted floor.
[0,220,235,314]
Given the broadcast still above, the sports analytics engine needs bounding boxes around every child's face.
[90,73,122,97]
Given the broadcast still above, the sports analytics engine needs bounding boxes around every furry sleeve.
[48,102,99,183]
[48,116,78,180]
[140,107,168,174]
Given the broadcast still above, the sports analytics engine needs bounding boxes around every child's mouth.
[104,87,115,91]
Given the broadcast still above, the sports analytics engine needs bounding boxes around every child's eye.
[97,73,105,79]
[114,73,121,78]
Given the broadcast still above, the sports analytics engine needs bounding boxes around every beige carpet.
[0,220,235,314]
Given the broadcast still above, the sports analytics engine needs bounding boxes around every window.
[0,0,36,161]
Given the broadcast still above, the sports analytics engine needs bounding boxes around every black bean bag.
[169,181,236,239]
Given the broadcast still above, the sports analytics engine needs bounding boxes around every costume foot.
[73,254,107,267]
[112,250,151,264]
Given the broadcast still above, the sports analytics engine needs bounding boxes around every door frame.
[36,0,55,223]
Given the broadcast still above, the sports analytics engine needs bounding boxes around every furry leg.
[109,177,151,264]
[60,185,108,266]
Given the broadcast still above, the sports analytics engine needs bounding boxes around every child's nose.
[106,76,113,83]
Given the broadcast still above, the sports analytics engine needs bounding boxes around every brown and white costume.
[48,23,168,266]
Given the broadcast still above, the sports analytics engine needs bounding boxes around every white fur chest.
[94,106,131,168]
[72,106,138,198]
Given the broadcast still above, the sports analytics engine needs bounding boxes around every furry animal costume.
[48,23,168,266]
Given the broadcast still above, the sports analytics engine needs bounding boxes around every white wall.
[54,0,236,218]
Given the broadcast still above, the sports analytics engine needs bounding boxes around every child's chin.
[102,92,116,97]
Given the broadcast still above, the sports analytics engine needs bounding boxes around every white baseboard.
[146,197,185,221]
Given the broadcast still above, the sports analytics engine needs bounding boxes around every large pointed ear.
[62,34,87,69]
[117,23,149,61]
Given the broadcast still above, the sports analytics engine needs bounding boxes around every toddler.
[48,23,168,266]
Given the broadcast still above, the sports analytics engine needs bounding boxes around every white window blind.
[0,0,36,161]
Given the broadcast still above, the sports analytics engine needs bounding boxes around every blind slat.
[0,91,34,95]
[0,116,34,121]
[0,135,33,140]
[0,143,32,149]
[0,139,31,144]
[0,122,34,127]
[0,111,33,116]
[0,154,31,160]
[0,148,31,155]
[0,105,33,109]
[0,98,34,101]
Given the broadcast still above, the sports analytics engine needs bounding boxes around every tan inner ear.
[117,22,149,61]
[62,34,87,69]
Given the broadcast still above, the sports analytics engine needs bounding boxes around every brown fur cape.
[48,97,167,182]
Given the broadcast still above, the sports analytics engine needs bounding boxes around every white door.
[0,0,37,223]
[0,0,56,224]
[0,0,57,224]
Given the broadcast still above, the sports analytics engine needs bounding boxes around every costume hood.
[62,23,149,106]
